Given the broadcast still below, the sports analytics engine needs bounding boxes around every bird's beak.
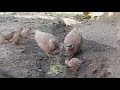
[66,47,69,51]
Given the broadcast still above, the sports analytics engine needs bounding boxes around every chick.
[64,28,82,58]
[65,58,82,72]
[11,30,22,45]
[5,26,31,45]
[34,30,59,59]
[4,32,14,41]
[20,26,31,38]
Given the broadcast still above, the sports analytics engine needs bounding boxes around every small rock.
[20,50,26,53]
[14,20,18,22]
[89,63,93,66]
[38,69,42,72]
[83,57,87,60]
[88,46,92,48]
[39,58,42,60]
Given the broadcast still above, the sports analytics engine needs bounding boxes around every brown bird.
[4,32,14,41]
[11,30,22,45]
[4,26,31,45]
[0,33,5,45]
[34,30,59,59]
[65,58,82,72]
[20,26,32,38]
[64,28,82,59]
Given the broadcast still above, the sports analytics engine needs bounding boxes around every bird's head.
[20,26,32,38]
[49,38,58,49]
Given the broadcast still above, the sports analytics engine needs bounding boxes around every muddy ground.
[0,12,120,78]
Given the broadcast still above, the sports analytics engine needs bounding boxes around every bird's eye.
[67,45,73,48]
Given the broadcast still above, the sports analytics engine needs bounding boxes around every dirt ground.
[0,12,120,78]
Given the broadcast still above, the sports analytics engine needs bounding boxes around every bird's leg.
[43,50,49,58]
[46,52,53,63]
[46,53,51,59]
[43,50,52,63]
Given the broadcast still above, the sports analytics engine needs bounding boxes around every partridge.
[20,26,31,38]
[4,32,14,41]
[65,58,82,71]
[34,30,59,59]
[11,30,22,45]
[64,28,82,58]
